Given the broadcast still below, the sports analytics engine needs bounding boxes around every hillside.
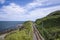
[35,10,60,40]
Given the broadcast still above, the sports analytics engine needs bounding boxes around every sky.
[0,0,60,21]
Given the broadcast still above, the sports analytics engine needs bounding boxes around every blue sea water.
[0,21,24,32]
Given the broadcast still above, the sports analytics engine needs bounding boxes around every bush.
[5,21,33,40]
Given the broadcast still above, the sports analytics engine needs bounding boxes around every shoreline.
[0,24,23,35]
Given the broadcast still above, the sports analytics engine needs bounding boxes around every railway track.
[33,24,45,40]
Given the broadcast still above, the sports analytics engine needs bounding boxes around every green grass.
[36,22,60,40]
[5,21,33,40]
[35,11,60,40]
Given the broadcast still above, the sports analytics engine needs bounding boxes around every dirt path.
[0,34,7,40]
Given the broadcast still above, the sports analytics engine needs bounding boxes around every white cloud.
[25,5,60,21]
[25,0,59,11]
[2,3,25,15]
[25,0,60,10]
[41,0,60,6]
[0,3,26,21]
[0,0,60,21]
[25,1,42,9]
[0,0,5,4]
[25,0,45,10]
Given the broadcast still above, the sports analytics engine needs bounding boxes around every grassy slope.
[35,11,60,40]
[5,21,33,40]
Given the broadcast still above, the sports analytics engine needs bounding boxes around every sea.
[0,21,24,32]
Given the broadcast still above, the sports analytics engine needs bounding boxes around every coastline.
[0,24,23,35]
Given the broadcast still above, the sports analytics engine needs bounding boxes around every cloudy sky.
[0,0,60,21]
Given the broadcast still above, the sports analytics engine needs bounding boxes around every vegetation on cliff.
[35,10,60,40]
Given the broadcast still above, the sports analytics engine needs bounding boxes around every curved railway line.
[33,24,45,40]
